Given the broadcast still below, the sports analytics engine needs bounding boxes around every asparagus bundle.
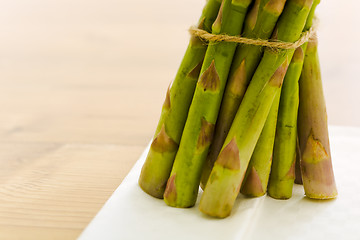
[139,0,221,198]
[199,0,314,218]
[138,0,337,218]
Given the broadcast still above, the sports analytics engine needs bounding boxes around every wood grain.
[0,143,145,239]
[0,0,358,239]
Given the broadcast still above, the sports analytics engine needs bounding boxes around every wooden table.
[1,0,359,239]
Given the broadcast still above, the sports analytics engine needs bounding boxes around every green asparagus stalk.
[200,0,287,188]
[138,0,222,199]
[293,0,316,187]
[199,0,314,218]
[163,0,252,208]
[298,37,337,199]
[267,0,318,198]
[240,91,280,197]
[267,46,305,199]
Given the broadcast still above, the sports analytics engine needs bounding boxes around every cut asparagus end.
[139,125,178,198]
[199,138,242,218]
[298,37,337,200]
[301,131,337,199]
[268,159,296,199]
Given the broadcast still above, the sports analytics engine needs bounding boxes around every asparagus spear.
[293,0,319,188]
[163,0,252,208]
[199,0,314,218]
[138,0,222,199]
[240,91,280,197]
[267,0,318,198]
[267,46,305,199]
[200,0,287,188]
[298,37,337,199]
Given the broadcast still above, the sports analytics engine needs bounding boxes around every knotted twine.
[188,18,318,50]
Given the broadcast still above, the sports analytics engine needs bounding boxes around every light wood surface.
[1,0,359,239]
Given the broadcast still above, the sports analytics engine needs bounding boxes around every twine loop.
[189,18,318,50]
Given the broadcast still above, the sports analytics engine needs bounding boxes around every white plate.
[79,126,360,240]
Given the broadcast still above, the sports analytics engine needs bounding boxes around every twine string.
[189,18,318,50]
